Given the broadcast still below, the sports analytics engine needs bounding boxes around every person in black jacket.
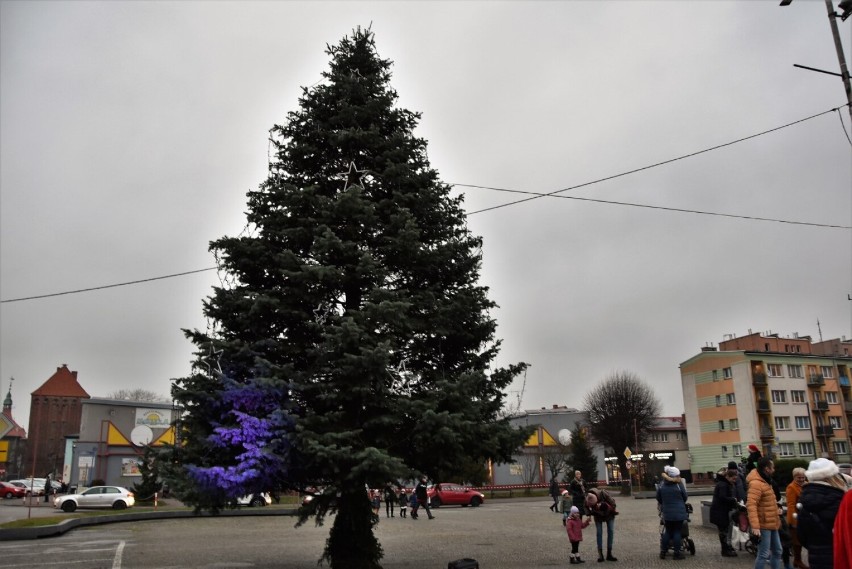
[798,458,846,569]
[414,476,434,520]
[549,477,561,513]
[710,468,740,557]
[569,470,587,511]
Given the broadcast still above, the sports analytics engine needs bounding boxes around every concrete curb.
[0,507,298,541]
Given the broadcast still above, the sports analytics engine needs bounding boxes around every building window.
[830,416,842,429]
[652,433,669,442]
[726,393,736,405]
[733,444,742,456]
[730,418,739,431]
[774,416,791,430]
[791,390,806,404]
[788,365,803,378]
[778,443,795,457]
[799,442,815,456]
[721,445,729,458]
[813,392,822,403]
[713,369,719,381]
[795,416,811,430]
[723,367,732,379]
[822,366,834,379]
[835,441,848,455]
[716,395,722,407]
[719,420,725,431]
[826,391,838,404]
[768,364,783,377]
[771,390,787,404]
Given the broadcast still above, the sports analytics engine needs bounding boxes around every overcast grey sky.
[2,1,850,431]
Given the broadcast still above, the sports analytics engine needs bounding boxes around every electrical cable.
[2,106,848,304]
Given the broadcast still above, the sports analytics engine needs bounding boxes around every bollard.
[154,491,158,509]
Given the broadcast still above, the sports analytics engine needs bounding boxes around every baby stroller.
[658,502,696,556]
[732,502,759,556]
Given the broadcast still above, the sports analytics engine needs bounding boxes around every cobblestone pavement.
[0,494,801,568]
[361,495,770,568]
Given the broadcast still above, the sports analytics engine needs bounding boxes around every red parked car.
[427,483,485,508]
[0,481,28,499]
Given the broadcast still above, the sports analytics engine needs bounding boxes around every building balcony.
[840,375,850,388]
[808,374,825,387]
[845,402,852,414]
[816,425,834,437]
[757,400,771,413]
[813,401,829,412]
[759,427,774,439]
[752,372,767,386]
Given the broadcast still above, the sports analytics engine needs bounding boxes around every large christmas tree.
[169,26,530,568]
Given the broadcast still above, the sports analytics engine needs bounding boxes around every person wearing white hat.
[657,465,688,560]
[797,458,845,569]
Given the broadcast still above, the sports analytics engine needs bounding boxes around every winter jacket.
[834,490,852,569]
[785,480,803,528]
[797,481,845,569]
[398,492,408,508]
[746,468,781,531]
[709,472,738,528]
[569,477,586,509]
[656,473,688,522]
[549,478,560,498]
[585,488,617,522]
[566,514,590,542]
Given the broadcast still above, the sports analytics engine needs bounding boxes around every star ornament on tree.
[200,344,223,377]
[337,161,366,191]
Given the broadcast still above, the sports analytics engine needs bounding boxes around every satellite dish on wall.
[558,428,572,445]
[130,425,154,447]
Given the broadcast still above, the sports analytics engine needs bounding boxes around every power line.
[0,268,216,304]
[462,189,850,229]
[2,106,848,304]
[457,105,848,215]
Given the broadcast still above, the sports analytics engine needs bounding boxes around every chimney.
[553,404,559,409]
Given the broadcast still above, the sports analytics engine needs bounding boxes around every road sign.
[624,447,632,459]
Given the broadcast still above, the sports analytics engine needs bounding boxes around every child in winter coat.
[566,505,591,564]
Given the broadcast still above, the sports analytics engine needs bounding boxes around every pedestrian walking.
[549,477,560,513]
[415,475,434,520]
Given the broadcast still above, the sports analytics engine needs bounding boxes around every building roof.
[31,364,90,398]
[1,385,27,438]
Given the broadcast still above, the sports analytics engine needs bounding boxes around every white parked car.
[8,480,44,496]
[236,493,272,507]
[54,486,135,512]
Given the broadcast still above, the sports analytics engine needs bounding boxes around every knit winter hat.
[747,444,760,453]
[570,506,579,515]
[727,461,739,470]
[561,489,569,496]
[664,465,680,477]
[806,458,839,481]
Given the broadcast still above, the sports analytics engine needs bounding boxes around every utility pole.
[781,0,852,122]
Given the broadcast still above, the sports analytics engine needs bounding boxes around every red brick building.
[26,365,89,477]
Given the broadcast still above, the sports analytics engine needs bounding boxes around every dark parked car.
[427,483,485,508]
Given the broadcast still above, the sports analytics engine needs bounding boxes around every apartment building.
[680,330,852,482]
